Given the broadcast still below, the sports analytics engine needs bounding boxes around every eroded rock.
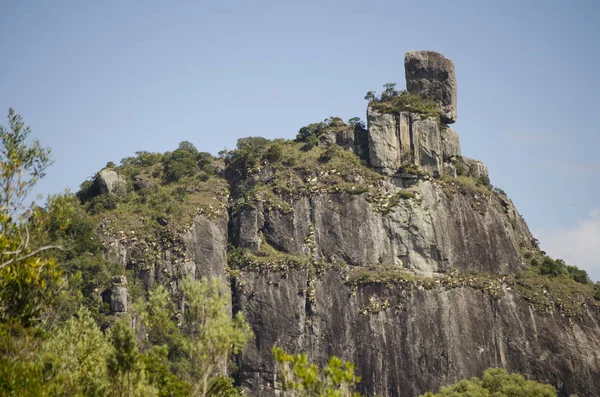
[96,168,127,195]
[405,51,457,124]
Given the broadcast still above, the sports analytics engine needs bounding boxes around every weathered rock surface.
[105,275,128,313]
[182,214,229,279]
[231,180,531,276]
[441,127,461,161]
[366,109,403,175]
[463,157,489,179]
[405,51,457,124]
[367,109,443,176]
[133,176,157,192]
[235,270,600,397]
[102,213,229,288]
[412,117,442,177]
[96,168,127,195]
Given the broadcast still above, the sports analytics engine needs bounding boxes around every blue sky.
[2,0,599,279]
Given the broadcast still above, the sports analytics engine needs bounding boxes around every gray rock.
[96,169,127,195]
[405,51,457,124]
[182,214,229,279]
[463,157,489,179]
[234,180,531,276]
[110,286,128,312]
[231,206,264,252]
[366,108,401,175]
[367,109,445,177]
[318,131,337,147]
[133,176,156,192]
[441,127,461,161]
[236,271,600,397]
[108,276,128,313]
[367,109,415,175]
[412,116,442,177]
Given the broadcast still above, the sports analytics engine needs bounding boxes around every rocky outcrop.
[96,168,127,195]
[366,110,404,175]
[133,176,157,192]
[104,275,128,313]
[102,213,229,289]
[366,109,443,177]
[182,214,229,279]
[234,270,600,397]
[441,127,461,161]
[231,179,531,277]
[405,51,457,124]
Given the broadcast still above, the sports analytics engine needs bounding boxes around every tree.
[0,108,52,217]
[180,276,253,397]
[108,319,156,396]
[272,347,363,397]
[41,307,112,395]
[347,117,365,130]
[363,91,376,101]
[0,109,62,325]
[420,368,557,397]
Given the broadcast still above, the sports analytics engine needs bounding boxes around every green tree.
[108,319,156,396]
[180,276,253,397]
[41,307,112,396]
[420,368,557,397]
[272,347,362,397]
[0,108,52,217]
[0,109,62,326]
[163,148,200,183]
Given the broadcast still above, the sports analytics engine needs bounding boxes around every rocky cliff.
[88,51,600,397]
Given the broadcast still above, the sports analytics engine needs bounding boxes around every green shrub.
[421,367,556,397]
[163,149,199,183]
[566,265,590,284]
[348,117,365,129]
[196,151,214,173]
[454,158,467,176]
[493,187,507,196]
[476,174,491,186]
[595,282,600,301]
[539,257,567,277]
[366,84,438,117]
[266,141,284,162]
[295,117,347,143]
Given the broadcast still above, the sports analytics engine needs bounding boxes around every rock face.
[367,110,445,177]
[230,180,530,276]
[405,51,457,124]
[235,271,600,397]
[108,275,128,313]
[96,168,127,195]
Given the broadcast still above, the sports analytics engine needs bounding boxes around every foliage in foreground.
[272,347,362,397]
[420,368,556,397]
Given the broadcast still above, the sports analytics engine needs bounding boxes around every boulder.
[96,169,127,195]
[405,51,457,124]
[463,157,489,179]
[133,176,156,192]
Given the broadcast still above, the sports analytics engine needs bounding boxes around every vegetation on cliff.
[365,83,439,118]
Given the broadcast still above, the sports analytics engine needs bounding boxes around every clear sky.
[2,0,599,279]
